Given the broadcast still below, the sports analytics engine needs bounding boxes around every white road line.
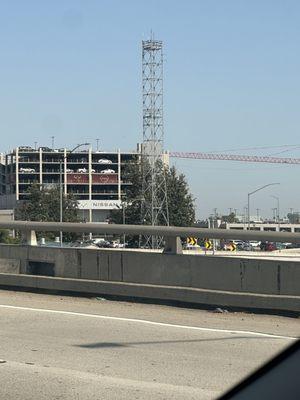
[0,304,298,340]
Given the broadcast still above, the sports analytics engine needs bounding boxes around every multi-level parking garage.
[0,146,140,222]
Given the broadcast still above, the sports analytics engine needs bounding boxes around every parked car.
[39,147,52,152]
[77,168,87,173]
[100,169,115,174]
[285,242,300,249]
[91,168,96,173]
[19,146,33,151]
[237,241,253,251]
[97,159,112,164]
[19,167,35,173]
[66,168,73,173]
[232,240,244,246]
[249,240,261,248]
[96,240,112,248]
[260,241,276,251]
[281,242,292,248]
[275,242,288,250]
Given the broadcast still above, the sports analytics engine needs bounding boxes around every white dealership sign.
[77,200,121,210]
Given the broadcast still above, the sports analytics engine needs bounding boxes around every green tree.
[15,184,80,241]
[110,163,195,227]
[221,212,238,223]
[110,161,143,226]
[0,229,19,244]
[165,166,195,226]
[287,212,300,224]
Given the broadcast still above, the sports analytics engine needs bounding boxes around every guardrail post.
[21,230,37,246]
[163,236,183,254]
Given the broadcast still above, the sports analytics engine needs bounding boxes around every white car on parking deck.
[100,169,115,174]
[19,168,35,173]
[97,159,112,164]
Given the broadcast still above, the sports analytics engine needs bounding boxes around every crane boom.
[169,152,300,165]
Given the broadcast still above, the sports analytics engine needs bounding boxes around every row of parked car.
[184,239,295,252]
[19,168,116,174]
[70,238,126,249]
[226,240,295,251]
[67,168,115,174]
[19,159,114,174]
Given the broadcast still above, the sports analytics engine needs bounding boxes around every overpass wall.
[0,245,299,296]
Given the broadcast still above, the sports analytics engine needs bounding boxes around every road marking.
[0,304,297,340]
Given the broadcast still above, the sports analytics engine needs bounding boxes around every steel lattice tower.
[141,38,169,248]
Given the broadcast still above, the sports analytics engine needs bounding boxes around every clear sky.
[1,0,300,219]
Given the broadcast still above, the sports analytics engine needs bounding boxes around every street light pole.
[247,183,280,231]
[60,142,90,247]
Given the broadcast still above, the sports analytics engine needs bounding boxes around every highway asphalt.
[0,290,299,399]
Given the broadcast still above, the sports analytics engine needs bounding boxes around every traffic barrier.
[0,273,299,313]
[2,221,300,254]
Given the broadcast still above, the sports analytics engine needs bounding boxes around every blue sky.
[1,0,300,218]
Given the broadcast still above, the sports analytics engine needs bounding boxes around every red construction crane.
[169,152,300,165]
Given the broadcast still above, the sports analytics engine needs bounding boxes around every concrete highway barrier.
[0,272,299,313]
[0,221,299,313]
[0,243,299,313]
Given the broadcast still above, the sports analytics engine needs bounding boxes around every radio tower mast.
[141,35,169,248]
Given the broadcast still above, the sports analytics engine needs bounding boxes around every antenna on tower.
[140,36,169,248]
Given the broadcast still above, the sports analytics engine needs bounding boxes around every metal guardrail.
[1,221,300,254]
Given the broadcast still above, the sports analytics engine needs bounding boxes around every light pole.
[270,195,280,231]
[247,183,280,231]
[59,143,90,246]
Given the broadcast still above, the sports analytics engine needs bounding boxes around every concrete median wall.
[0,244,299,297]
[0,272,299,313]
